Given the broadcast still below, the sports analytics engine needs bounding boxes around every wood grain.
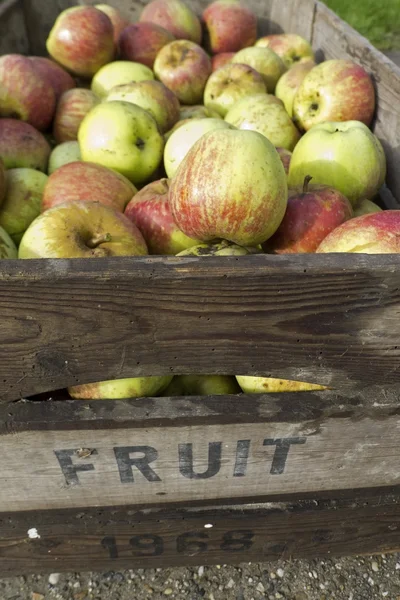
[0,0,30,55]
[21,0,75,55]
[268,0,316,39]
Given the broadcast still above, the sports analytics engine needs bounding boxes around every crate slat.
[0,0,30,55]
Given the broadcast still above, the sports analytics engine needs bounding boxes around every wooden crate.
[1,0,400,574]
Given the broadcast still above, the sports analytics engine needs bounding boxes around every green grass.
[324,0,400,50]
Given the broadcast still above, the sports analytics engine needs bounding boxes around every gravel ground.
[1,553,400,600]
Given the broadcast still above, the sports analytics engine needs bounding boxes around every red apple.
[53,88,98,143]
[42,162,137,213]
[46,6,115,78]
[29,56,76,100]
[211,52,235,71]
[0,119,51,172]
[255,34,314,69]
[154,40,212,105]
[0,54,56,131]
[95,4,129,45]
[203,0,257,54]
[264,177,353,254]
[276,147,292,175]
[124,178,200,255]
[140,0,202,44]
[317,211,400,254]
[119,22,175,69]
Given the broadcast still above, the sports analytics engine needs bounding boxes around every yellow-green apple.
[0,168,47,244]
[293,59,376,131]
[0,226,17,258]
[53,88,98,143]
[288,121,386,205]
[119,22,175,69]
[276,147,292,175]
[105,80,180,133]
[169,129,287,246]
[0,159,6,206]
[202,0,257,54]
[46,6,115,78]
[275,60,315,117]
[0,119,51,171]
[231,47,286,92]
[236,375,326,393]
[211,52,234,71]
[0,54,56,131]
[154,40,211,105]
[255,34,314,69]
[179,105,221,119]
[42,161,136,213]
[48,141,81,175]
[91,61,154,99]
[204,63,266,117]
[69,375,173,399]
[79,101,164,185]
[95,4,129,45]
[19,200,148,259]
[124,178,200,254]
[140,0,202,44]
[164,118,234,178]
[264,177,353,254]
[29,56,75,100]
[177,239,259,255]
[317,211,400,253]
[354,199,382,217]
[163,374,241,396]
[224,93,300,151]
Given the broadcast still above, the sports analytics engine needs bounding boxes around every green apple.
[69,375,173,399]
[0,168,48,244]
[231,47,286,93]
[91,61,154,99]
[224,94,300,151]
[179,105,221,120]
[255,34,315,69]
[275,60,315,117]
[0,225,18,258]
[288,121,386,205]
[48,141,81,174]
[353,199,382,217]
[164,118,234,178]
[162,375,241,396]
[236,376,326,393]
[78,100,164,185]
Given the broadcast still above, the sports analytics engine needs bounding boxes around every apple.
[0,226,17,259]
[95,4,129,45]
[354,199,382,217]
[124,178,200,255]
[0,54,56,131]
[48,141,81,175]
[119,22,175,69]
[293,59,376,131]
[316,211,400,254]
[154,40,211,105]
[236,376,326,393]
[275,60,315,117]
[0,159,6,207]
[224,93,300,151]
[18,200,148,259]
[204,63,266,117]
[264,177,353,254]
[53,88,98,144]
[202,0,257,54]
[169,129,287,246]
[91,61,154,99]
[140,0,202,44]
[177,240,258,255]
[29,56,75,100]
[46,6,115,78]
[0,168,48,244]
[276,147,292,175]
[288,121,386,205]
[164,118,234,178]
[231,47,286,92]
[162,375,241,396]
[255,34,315,69]
[0,119,51,172]
[179,105,221,120]
[78,100,164,185]
[68,375,173,400]
[211,52,235,71]
[105,80,180,134]
[42,161,136,213]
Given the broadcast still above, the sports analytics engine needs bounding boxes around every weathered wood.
[0,0,30,55]
[268,0,316,39]
[21,0,75,55]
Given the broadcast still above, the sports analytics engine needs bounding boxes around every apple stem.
[87,232,112,248]
[303,175,313,193]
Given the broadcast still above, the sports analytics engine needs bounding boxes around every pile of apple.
[0,0,397,399]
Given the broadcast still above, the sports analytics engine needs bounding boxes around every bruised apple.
[236,376,326,393]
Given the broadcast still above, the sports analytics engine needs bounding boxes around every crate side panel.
[268,0,316,39]
[22,0,76,55]
[0,0,30,55]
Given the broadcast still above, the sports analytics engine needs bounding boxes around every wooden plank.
[1,493,400,574]
[268,0,316,39]
[0,0,30,55]
[312,1,400,202]
[1,394,400,512]
[1,255,400,401]
[21,0,76,56]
